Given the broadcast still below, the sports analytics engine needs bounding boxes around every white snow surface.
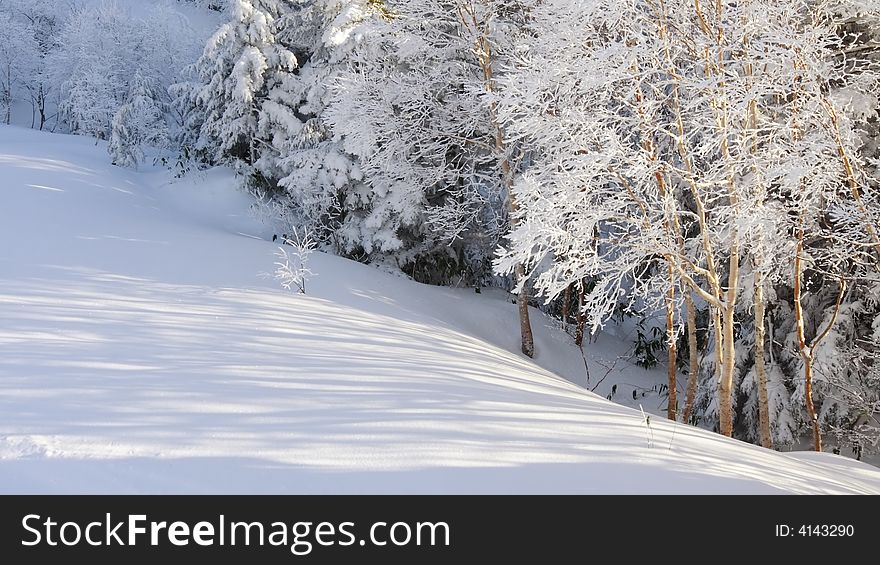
[1,126,879,494]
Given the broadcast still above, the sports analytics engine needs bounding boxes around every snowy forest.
[2,0,880,461]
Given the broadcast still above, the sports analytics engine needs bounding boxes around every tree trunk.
[795,271,846,453]
[665,268,678,420]
[711,305,723,428]
[515,263,534,357]
[561,283,572,327]
[802,351,822,452]
[718,306,736,437]
[718,238,741,437]
[683,293,699,424]
[470,24,535,359]
[38,88,47,130]
[4,66,10,125]
[574,282,586,347]
[793,235,822,452]
[753,272,773,449]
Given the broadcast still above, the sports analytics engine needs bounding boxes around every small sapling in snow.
[274,228,316,295]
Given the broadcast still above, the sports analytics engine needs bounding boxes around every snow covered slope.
[1,125,878,494]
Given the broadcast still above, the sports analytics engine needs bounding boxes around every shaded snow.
[1,125,879,494]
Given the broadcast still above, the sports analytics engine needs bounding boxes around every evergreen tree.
[328,0,538,355]
[187,0,298,167]
[255,0,377,244]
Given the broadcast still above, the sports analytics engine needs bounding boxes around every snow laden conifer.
[255,1,378,245]
[328,1,523,265]
[109,74,170,169]
[329,0,538,356]
[187,0,298,167]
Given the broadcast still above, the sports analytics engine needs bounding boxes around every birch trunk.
[711,306,724,433]
[683,293,699,424]
[665,267,678,420]
[793,231,846,452]
[468,12,535,358]
[793,234,822,452]
[718,306,736,437]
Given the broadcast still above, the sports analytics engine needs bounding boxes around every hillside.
[1,125,879,494]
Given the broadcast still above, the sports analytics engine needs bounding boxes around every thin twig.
[590,353,628,392]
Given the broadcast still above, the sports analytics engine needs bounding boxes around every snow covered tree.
[0,10,39,125]
[274,227,317,294]
[140,3,206,113]
[49,2,135,138]
[109,73,170,169]
[810,5,880,455]
[732,1,880,451]
[254,0,377,245]
[821,280,880,456]
[137,3,208,167]
[49,1,206,141]
[59,68,120,139]
[495,0,880,436]
[185,0,298,167]
[9,0,58,130]
[329,0,538,356]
